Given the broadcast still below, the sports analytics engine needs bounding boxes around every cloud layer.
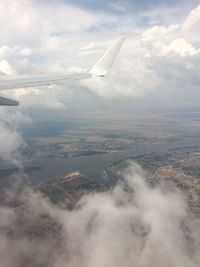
[0,1,199,108]
[0,162,200,267]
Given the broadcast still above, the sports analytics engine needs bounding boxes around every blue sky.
[45,0,197,13]
[42,0,200,25]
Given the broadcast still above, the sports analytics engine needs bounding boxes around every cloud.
[78,5,200,101]
[0,60,16,75]
[0,124,23,162]
[0,109,30,163]
[0,1,199,107]
[81,57,161,99]
[182,4,200,44]
[161,38,200,57]
[0,162,200,267]
[9,86,66,110]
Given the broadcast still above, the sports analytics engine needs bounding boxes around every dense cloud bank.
[0,1,200,109]
[0,162,200,267]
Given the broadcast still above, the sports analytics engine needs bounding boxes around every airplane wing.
[0,36,125,106]
[0,94,19,106]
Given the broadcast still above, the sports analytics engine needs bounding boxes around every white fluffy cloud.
[182,4,200,44]
[0,1,199,108]
[0,109,30,162]
[161,38,199,57]
[81,5,200,100]
[0,162,200,267]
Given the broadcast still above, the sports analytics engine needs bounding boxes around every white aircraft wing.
[0,36,125,106]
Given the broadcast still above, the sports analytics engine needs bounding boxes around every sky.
[1,2,200,265]
[0,0,200,119]
[0,0,199,161]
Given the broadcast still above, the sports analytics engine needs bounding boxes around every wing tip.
[89,36,126,77]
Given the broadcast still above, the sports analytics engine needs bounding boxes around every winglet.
[89,36,125,77]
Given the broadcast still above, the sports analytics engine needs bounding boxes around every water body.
[25,137,200,186]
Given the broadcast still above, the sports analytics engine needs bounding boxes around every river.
[25,137,200,185]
